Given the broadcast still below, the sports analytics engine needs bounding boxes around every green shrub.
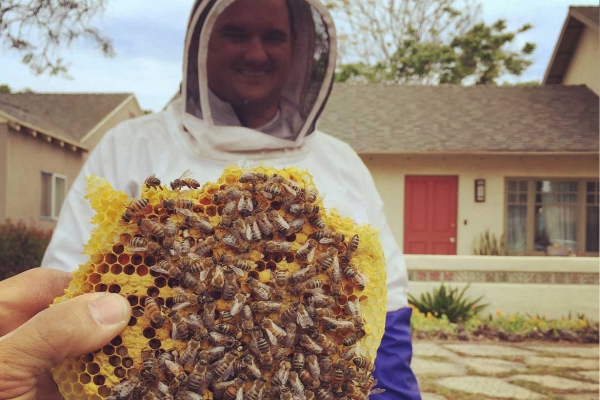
[473,228,506,255]
[408,282,488,323]
[0,220,52,281]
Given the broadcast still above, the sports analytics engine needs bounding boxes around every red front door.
[404,176,458,254]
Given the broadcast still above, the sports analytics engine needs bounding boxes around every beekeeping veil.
[179,0,336,159]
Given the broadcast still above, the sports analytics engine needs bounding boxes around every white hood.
[177,0,337,161]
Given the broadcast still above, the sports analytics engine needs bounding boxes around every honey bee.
[291,278,323,296]
[318,247,339,272]
[304,354,321,379]
[241,305,254,333]
[186,314,209,341]
[245,377,266,400]
[346,299,366,337]
[343,336,358,347]
[314,307,334,320]
[208,331,237,348]
[251,300,282,314]
[242,355,263,381]
[262,318,287,345]
[218,199,237,228]
[202,297,216,330]
[198,346,225,364]
[162,198,194,211]
[237,190,254,216]
[210,264,225,300]
[193,235,219,257]
[267,210,289,236]
[315,387,335,400]
[269,174,302,196]
[233,258,255,271]
[308,215,326,229]
[168,310,189,341]
[271,270,287,300]
[280,302,299,324]
[239,171,268,183]
[287,217,305,236]
[342,263,368,291]
[222,266,241,301]
[179,339,201,370]
[296,304,314,328]
[263,240,291,253]
[187,361,209,395]
[284,322,297,348]
[110,375,142,399]
[230,292,247,316]
[288,371,305,395]
[315,333,338,355]
[141,348,159,379]
[246,276,273,300]
[320,355,333,385]
[330,257,343,297]
[223,233,251,253]
[252,327,273,369]
[144,174,161,189]
[323,317,355,331]
[300,369,320,389]
[170,169,200,190]
[299,334,323,354]
[144,297,165,327]
[353,357,374,372]
[309,293,336,309]
[164,359,186,382]
[255,211,274,237]
[289,202,320,216]
[331,367,346,389]
[346,234,360,258]
[288,264,318,285]
[254,182,282,200]
[182,271,199,291]
[171,287,200,310]
[212,350,239,381]
[127,236,161,255]
[305,185,319,203]
[311,229,345,245]
[223,375,247,400]
[176,208,214,234]
[138,218,165,239]
[213,185,242,204]
[272,359,292,386]
[122,198,149,223]
[150,259,180,278]
[293,351,305,371]
[245,216,262,241]
[279,387,293,400]
[215,323,242,339]
[296,238,318,262]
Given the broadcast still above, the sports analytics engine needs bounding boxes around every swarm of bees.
[52,167,387,400]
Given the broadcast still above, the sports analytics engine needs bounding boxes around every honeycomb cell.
[167,278,180,288]
[284,252,295,263]
[95,283,108,292]
[82,353,94,363]
[87,363,101,375]
[110,336,122,346]
[332,305,342,315]
[73,383,84,395]
[154,276,167,288]
[80,282,93,292]
[131,254,143,265]
[108,284,121,294]
[112,244,124,255]
[105,253,117,264]
[132,307,144,318]
[285,234,296,242]
[270,201,281,210]
[338,295,348,306]
[137,265,149,276]
[126,295,138,306]
[98,385,111,397]
[122,357,134,368]
[80,373,92,384]
[117,254,130,265]
[127,316,137,326]
[255,261,266,271]
[102,345,115,355]
[144,256,156,267]
[199,196,212,205]
[108,356,121,367]
[266,261,277,271]
[68,371,78,383]
[123,265,136,277]
[149,338,161,349]
[143,327,156,339]
[272,253,284,263]
[127,368,139,378]
[88,273,101,284]
[110,264,122,274]
[114,367,126,379]
[116,346,128,357]
[97,263,109,274]
[344,284,354,295]
[93,375,106,386]
[248,271,259,280]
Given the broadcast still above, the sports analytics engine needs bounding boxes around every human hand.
[0,268,131,400]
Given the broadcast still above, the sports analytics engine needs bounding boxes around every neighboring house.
[0,93,143,230]
[544,6,599,94]
[318,84,599,257]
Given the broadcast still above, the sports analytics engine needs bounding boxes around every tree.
[0,84,11,93]
[0,0,114,77]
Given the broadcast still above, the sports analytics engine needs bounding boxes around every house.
[318,84,599,258]
[0,93,143,229]
[544,6,599,94]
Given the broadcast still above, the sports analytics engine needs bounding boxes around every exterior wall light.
[475,179,486,202]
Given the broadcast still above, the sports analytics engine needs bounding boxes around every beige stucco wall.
[81,96,144,151]
[362,154,599,255]
[6,126,85,230]
[0,120,8,224]
[563,25,600,94]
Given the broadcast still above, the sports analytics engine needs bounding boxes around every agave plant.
[408,282,488,323]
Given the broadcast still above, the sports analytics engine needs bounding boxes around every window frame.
[40,171,68,221]
[504,177,599,257]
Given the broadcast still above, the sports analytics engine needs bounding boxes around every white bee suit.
[42,0,420,397]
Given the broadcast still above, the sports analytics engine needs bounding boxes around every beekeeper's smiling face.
[207,0,293,111]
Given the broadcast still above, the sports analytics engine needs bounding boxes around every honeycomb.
[51,166,388,399]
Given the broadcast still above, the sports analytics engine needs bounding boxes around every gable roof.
[317,84,599,154]
[543,6,599,85]
[0,93,133,144]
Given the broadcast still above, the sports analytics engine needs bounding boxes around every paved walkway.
[413,341,599,399]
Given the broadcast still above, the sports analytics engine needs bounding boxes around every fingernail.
[89,294,130,325]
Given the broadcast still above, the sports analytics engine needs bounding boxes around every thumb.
[0,292,131,374]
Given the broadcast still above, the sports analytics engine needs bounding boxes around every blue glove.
[372,307,422,399]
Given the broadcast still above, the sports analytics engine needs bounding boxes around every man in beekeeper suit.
[0,0,421,398]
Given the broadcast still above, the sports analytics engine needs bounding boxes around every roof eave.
[0,109,89,151]
[80,94,136,144]
[570,8,600,32]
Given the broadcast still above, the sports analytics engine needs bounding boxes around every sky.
[0,0,598,112]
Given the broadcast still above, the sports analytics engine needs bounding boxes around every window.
[41,172,67,220]
[506,178,599,256]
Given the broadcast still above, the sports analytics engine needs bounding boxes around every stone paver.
[421,393,448,400]
[509,375,599,391]
[411,357,466,376]
[413,342,460,359]
[458,357,527,374]
[525,357,600,370]
[443,343,536,357]
[435,376,547,399]
[575,371,600,383]
[527,346,599,359]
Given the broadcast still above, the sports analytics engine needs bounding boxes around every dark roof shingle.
[0,93,132,142]
[317,84,599,154]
